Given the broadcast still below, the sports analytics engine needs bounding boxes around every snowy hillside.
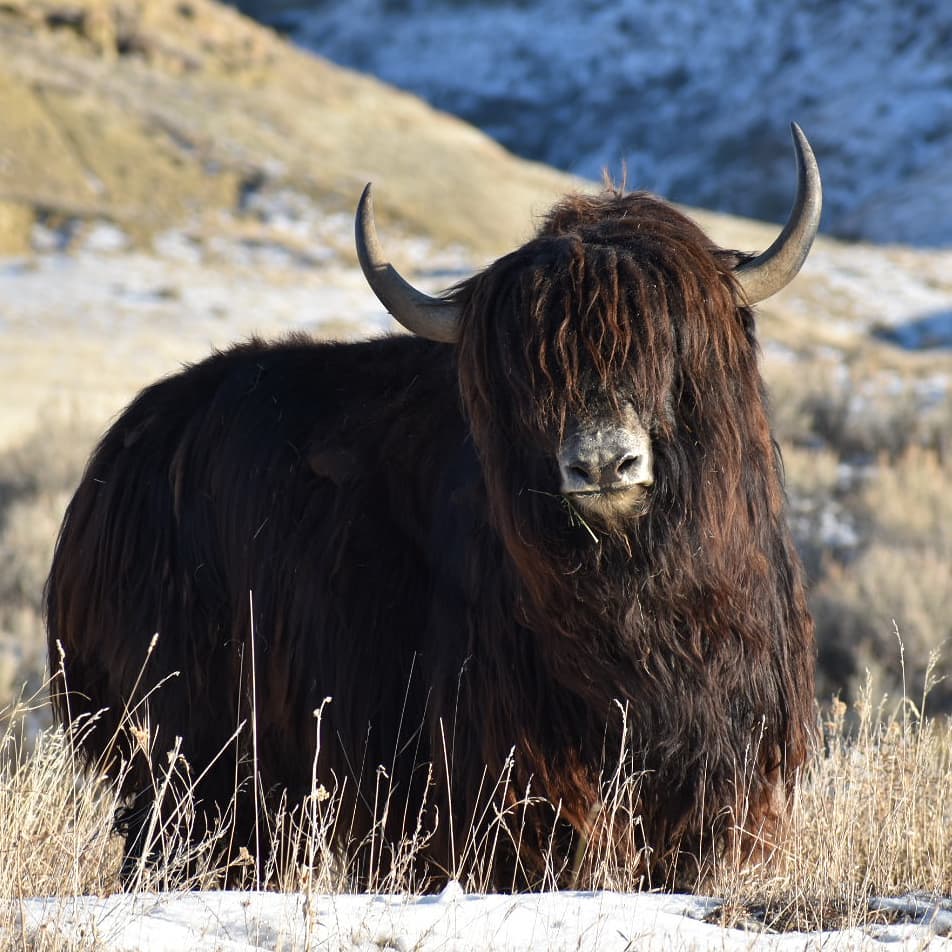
[232,0,952,246]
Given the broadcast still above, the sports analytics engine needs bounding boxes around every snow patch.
[12,890,951,951]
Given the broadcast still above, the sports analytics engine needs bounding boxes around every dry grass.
[0,696,122,900]
[711,669,952,933]
[0,417,101,733]
[762,355,952,715]
[0,664,948,947]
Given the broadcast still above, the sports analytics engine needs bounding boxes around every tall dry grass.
[711,665,952,931]
[0,659,948,948]
[0,416,100,732]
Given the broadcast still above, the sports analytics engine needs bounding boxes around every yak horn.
[734,123,822,305]
[355,184,462,343]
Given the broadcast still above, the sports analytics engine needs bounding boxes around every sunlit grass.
[0,651,948,949]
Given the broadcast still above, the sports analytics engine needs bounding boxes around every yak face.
[355,125,820,548]
[449,197,729,537]
[454,218,668,528]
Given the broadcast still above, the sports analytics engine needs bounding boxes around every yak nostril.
[569,463,591,481]
[616,454,640,476]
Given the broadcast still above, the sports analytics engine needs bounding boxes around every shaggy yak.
[47,124,820,891]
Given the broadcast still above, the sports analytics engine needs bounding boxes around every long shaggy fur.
[47,189,815,890]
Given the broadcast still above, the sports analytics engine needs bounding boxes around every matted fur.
[47,189,815,890]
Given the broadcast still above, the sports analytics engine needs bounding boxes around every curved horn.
[734,123,822,305]
[355,184,461,343]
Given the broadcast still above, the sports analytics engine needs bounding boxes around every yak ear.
[355,184,462,343]
[733,123,822,305]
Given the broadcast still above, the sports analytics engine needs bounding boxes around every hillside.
[235,0,952,247]
[0,0,573,258]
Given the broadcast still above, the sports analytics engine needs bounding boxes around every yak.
[47,124,820,891]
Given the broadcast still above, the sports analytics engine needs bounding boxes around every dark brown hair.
[451,190,814,881]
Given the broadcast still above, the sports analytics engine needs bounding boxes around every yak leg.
[115,790,160,888]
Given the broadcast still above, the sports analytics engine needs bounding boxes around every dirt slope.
[0,0,576,257]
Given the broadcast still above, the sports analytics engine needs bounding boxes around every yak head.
[355,125,821,560]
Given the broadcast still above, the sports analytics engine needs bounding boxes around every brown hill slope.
[0,0,577,256]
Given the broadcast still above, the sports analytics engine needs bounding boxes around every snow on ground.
[13,884,952,951]
[0,202,471,449]
[802,244,952,348]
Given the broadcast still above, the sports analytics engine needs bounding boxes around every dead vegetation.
[761,355,952,714]
[710,673,952,933]
[0,659,949,948]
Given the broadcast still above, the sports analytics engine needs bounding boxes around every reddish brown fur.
[47,189,815,890]
[445,190,814,884]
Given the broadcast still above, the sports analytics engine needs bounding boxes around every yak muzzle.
[558,419,654,516]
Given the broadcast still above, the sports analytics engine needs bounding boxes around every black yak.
[47,124,820,890]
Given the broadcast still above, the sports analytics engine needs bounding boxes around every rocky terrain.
[0,0,574,258]
[234,0,952,247]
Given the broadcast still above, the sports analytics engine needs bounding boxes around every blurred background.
[230,0,952,247]
[0,0,949,734]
